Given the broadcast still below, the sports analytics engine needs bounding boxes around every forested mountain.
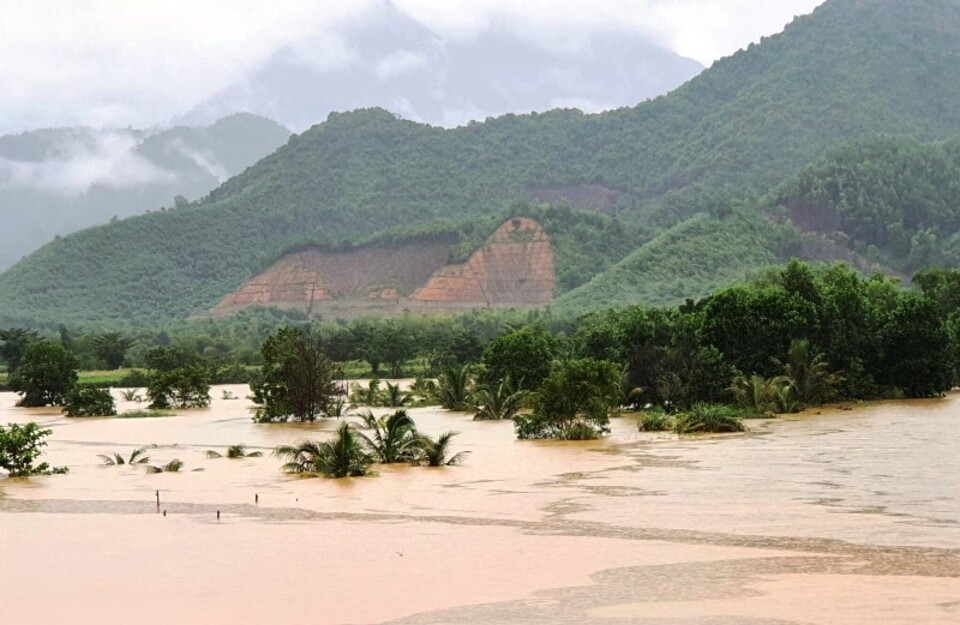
[0,114,291,269]
[177,1,704,131]
[4,0,960,325]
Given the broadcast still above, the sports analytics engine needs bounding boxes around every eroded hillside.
[213,218,555,318]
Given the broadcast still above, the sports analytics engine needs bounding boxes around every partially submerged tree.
[473,375,528,420]
[252,326,340,422]
[436,363,474,410]
[64,387,117,417]
[356,409,420,464]
[274,421,373,478]
[729,374,789,418]
[775,338,843,409]
[99,446,152,466]
[413,431,469,466]
[145,346,211,409]
[206,444,264,459]
[0,422,67,476]
[9,340,78,407]
[515,358,621,440]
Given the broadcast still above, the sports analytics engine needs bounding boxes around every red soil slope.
[212,218,555,317]
[410,217,555,309]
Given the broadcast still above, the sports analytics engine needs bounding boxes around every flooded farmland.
[1,386,958,625]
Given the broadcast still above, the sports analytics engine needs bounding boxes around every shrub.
[638,411,673,432]
[673,403,748,434]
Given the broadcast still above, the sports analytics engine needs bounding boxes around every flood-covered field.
[1,386,958,624]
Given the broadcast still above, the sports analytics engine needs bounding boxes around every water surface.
[1,386,957,624]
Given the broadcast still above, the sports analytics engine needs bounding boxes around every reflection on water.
[0,386,957,624]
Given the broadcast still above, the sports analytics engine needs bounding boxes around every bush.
[638,411,673,432]
[673,403,748,434]
[64,387,117,417]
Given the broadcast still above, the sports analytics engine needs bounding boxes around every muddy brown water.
[0,385,957,624]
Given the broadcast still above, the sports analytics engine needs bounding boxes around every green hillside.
[554,211,790,314]
[4,0,960,325]
[768,136,960,271]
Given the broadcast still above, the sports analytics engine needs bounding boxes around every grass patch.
[116,409,175,419]
[78,369,135,386]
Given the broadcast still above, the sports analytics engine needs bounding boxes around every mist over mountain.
[6,0,960,327]
[0,113,291,269]
[177,2,704,130]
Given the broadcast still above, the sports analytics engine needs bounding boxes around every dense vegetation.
[769,136,960,272]
[6,0,960,324]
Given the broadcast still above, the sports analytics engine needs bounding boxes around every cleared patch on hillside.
[213,218,555,317]
[529,183,623,215]
[411,217,555,309]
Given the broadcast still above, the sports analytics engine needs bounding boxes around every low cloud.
[0,0,826,133]
[375,50,430,80]
[0,132,177,196]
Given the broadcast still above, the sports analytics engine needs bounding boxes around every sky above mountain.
[0,0,824,133]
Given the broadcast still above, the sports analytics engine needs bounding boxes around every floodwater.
[0,385,957,625]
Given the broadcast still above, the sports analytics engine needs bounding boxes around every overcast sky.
[0,0,826,134]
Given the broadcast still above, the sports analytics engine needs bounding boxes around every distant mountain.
[0,114,291,269]
[5,0,960,326]
[177,1,704,131]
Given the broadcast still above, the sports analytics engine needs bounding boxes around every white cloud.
[0,0,827,133]
[374,50,430,79]
[0,132,176,195]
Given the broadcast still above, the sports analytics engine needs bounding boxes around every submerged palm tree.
[380,382,412,408]
[729,374,789,418]
[206,444,264,459]
[356,409,420,463]
[98,446,152,466]
[413,431,469,466]
[473,375,528,420]
[775,339,843,409]
[274,422,373,478]
[349,379,381,408]
[146,458,184,474]
[435,364,474,410]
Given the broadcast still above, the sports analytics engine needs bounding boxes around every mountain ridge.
[4,0,960,325]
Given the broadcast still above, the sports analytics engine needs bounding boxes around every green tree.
[700,286,819,378]
[251,326,340,422]
[0,422,66,476]
[91,332,135,370]
[9,340,78,407]
[515,358,621,440]
[0,328,39,372]
[879,295,952,397]
[482,327,554,390]
[147,365,211,409]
